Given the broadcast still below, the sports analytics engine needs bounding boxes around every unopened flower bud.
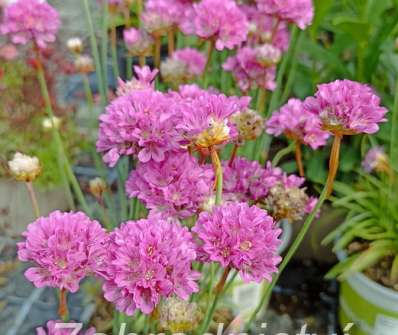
[74,55,94,73]
[158,297,201,333]
[8,152,41,182]
[89,177,107,199]
[42,116,61,131]
[67,37,83,54]
[231,109,264,143]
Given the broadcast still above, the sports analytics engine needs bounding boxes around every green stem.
[246,184,328,327]
[101,3,109,102]
[58,288,69,322]
[127,55,133,79]
[111,23,120,79]
[202,39,215,87]
[267,26,299,118]
[389,74,398,172]
[256,88,267,116]
[271,141,295,166]
[36,63,90,214]
[83,0,106,106]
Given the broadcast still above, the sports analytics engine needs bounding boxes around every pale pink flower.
[102,218,200,314]
[18,211,108,293]
[266,98,330,149]
[256,0,314,30]
[193,202,281,282]
[123,28,154,56]
[116,66,158,96]
[362,146,389,173]
[0,0,60,48]
[173,48,206,76]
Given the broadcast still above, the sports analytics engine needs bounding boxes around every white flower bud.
[67,37,83,54]
[8,152,41,182]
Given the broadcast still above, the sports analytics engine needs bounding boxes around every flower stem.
[202,39,215,84]
[389,75,398,175]
[228,144,239,167]
[58,288,69,322]
[83,0,106,106]
[246,184,328,327]
[139,55,146,67]
[214,266,231,294]
[136,0,143,27]
[167,29,175,56]
[210,146,223,206]
[271,141,295,166]
[326,134,343,196]
[35,55,90,214]
[25,182,40,218]
[154,35,161,69]
[295,141,304,177]
[111,22,120,79]
[256,88,267,116]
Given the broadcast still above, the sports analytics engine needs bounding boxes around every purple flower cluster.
[0,0,61,48]
[193,202,281,282]
[266,98,330,149]
[18,211,108,293]
[102,218,200,314]
[126,152,214,219]
[304,80,388,135]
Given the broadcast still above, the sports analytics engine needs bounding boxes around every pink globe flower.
[223,46,277,92]
[123,28,154,56]
[0,0,61,48]
[266,98,330,149]
[304,80,388,135]
[36,321,96,335]
[97,89,181,166]
[193,202,282,282]
[126,151,214,219]
[102,218,200,315]
[256,0,314,30]
[362,146,389,173]
[223,157,279,202]
[240,4,290,51]
[191,0,249,50]
[173,48,206,76]
[17,211,108,293]
[116,66,158,96]
[175,90,250,150]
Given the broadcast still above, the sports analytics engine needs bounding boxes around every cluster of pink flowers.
[97,88,181,166]
[99,74,251,166]
[266,98,330,149]
[0,0,60,48]
[193,202,281,282]
[126,152,214,219]
[223,46,278,92]
[116,66,158,96]
[36,321,96,335]
[186,0,249,50]
[102,218,200,314]
[123,28,154,56]
[17,211,108,293]
[173,48,207,77]
[304,80,388,135]
[256,0,314,30]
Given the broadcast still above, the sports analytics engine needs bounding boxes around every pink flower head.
[36,321,96,335]
[223,157,279,202]
[256,0,314,30]
[0,0,60,48]
[362,146,389,173]
[223,46,277,92]
[18,211,108,293]
[191,0,249,50]
[304,80,388,135]
[116,66,158,96]
[102,218,200,315]
[97,89,180,166]
[266,98,330,149]
[173,48,206,76]
[175,90,250,149]
[240,4,290,51]
[123,28,154,56]
[193,202,281,282]
[126,151,214,219]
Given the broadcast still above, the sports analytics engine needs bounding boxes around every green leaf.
[325,254,360,279]
[332,16,370,45]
